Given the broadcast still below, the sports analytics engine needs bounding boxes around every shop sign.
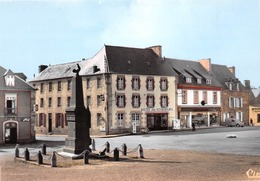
[141,107,173,112]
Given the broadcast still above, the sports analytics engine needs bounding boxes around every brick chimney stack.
[147,45,162,57]
[228,66,236,76]
[244,80,251,89]
[199,58,212,73]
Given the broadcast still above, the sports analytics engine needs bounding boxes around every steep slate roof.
[105,45,177,76]
[211,64,246,90]
[30,45,178,82]
[165,58,221,87]
[0,66,35,91]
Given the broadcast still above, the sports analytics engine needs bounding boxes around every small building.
[165,58,222,128]
[210,64,250,125]
[0,66,36,144]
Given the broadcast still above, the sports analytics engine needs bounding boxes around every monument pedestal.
[62,64,91,155]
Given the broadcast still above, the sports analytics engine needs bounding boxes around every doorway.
[48,113,52,133]
[5,125,17,144]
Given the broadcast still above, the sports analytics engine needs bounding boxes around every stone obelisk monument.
[63,64,91,154]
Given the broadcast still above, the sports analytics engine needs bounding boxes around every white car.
[225,118,244,127]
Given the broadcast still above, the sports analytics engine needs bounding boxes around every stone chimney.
[228,66,236,76]
[147,45,162,57]
[199,58,211,73]
[38,65,48,73]
[244,80,251,89]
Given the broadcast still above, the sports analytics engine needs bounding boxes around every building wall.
[0,90,35,144]
[221,90,250,125]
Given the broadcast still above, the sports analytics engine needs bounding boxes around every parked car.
[225,118,244,127]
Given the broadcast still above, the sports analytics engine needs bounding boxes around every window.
[40,98,44,107]
[87,78,91,89]
[229,97,243,108]
[40,83,44,93]
[58,81,62,91]
[203,91,208,104]
[117,77,125,90]
[236,112,243,122]
[132,77,140,90]
[236,83,240,91]
[132,95,140,108]
[117,113,124,127]
[48,98,52,107]
[67,97,71,107]
[213,92,218,104]
[87,96,91,106]
[160,78,168,91]
[197,78,202,84]
[57,97,62,107]
[39,113,46,127]
[67,79,72,91]
[146,78,154,90]
[161,96,168,107]
[182,90,187,104]
[206,78,211,84]
[97,113,102,126]
[117,95,125,108]
[97,77,101,88]
[186,77,192,83]
[194,91,199,104]
[132,113,140,126]
[55,113,64,128]
[147,95,154,107]
[97,95,102,106]
[49,82,53,92]
[5,75,15,86]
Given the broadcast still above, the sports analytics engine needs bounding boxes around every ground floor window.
[132,113,140,126]
[117,113,124,127]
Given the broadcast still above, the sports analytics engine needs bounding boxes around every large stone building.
[30,45,178,135]
[0,66,36,144]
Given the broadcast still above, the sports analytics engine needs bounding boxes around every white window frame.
[117,113,124,127]
[132,113,140,126]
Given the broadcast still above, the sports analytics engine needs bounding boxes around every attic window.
[186,77,192,83]
[5,75,15,87]
[197,78,202,84]
[206,78,211,85]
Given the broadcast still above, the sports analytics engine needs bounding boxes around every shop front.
[179,107,221,128]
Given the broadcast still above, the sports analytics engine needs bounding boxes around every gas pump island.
[63,64,92,154]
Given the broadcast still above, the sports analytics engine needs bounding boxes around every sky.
[0,0,259,87]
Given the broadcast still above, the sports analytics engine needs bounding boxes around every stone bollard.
[92,139,96,151]
[138,144,144,159]
[106,141,110,153]
[122,143,127,156]
[114,148,119,161]
[15,144,19,158]
[37,151,43,165]
[51,151,57,167]
[41,144,46,155]
[24,148,30,161]
[84,150,89,165]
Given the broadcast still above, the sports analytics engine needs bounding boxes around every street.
[1,126,260,157]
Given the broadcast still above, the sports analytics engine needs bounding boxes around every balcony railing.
[5,108,16,114]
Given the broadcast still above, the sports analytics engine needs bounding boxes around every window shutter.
[146,78,148,90]
[44,113,46,127]
[131,78,134,89]
[61,114,64,128]
[138,78,140,90]
[146,96,148,107]
[116,77,119,89]
[160,96,162,107]
[138,95,140,107]
[116,96,119,107]
[123,77,126,89]
[160,79,162,90]
[132,95,134,107]
[152,79,155,90]
[153,96,155,107]
[65,113,68,126]
[166,79,168,90]
[123,95,126,107]
[166,96,168,107]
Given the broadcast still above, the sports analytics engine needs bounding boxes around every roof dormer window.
[5,75,15,87]
[197,78,202,84]
[206,78,211,85]
[186,77,192,83]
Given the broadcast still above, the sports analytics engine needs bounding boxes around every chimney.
[244,80,251,89]
[199,58,212,73]
[147,45,162,57]
[38,65,48,73]
[228,66,236,76]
